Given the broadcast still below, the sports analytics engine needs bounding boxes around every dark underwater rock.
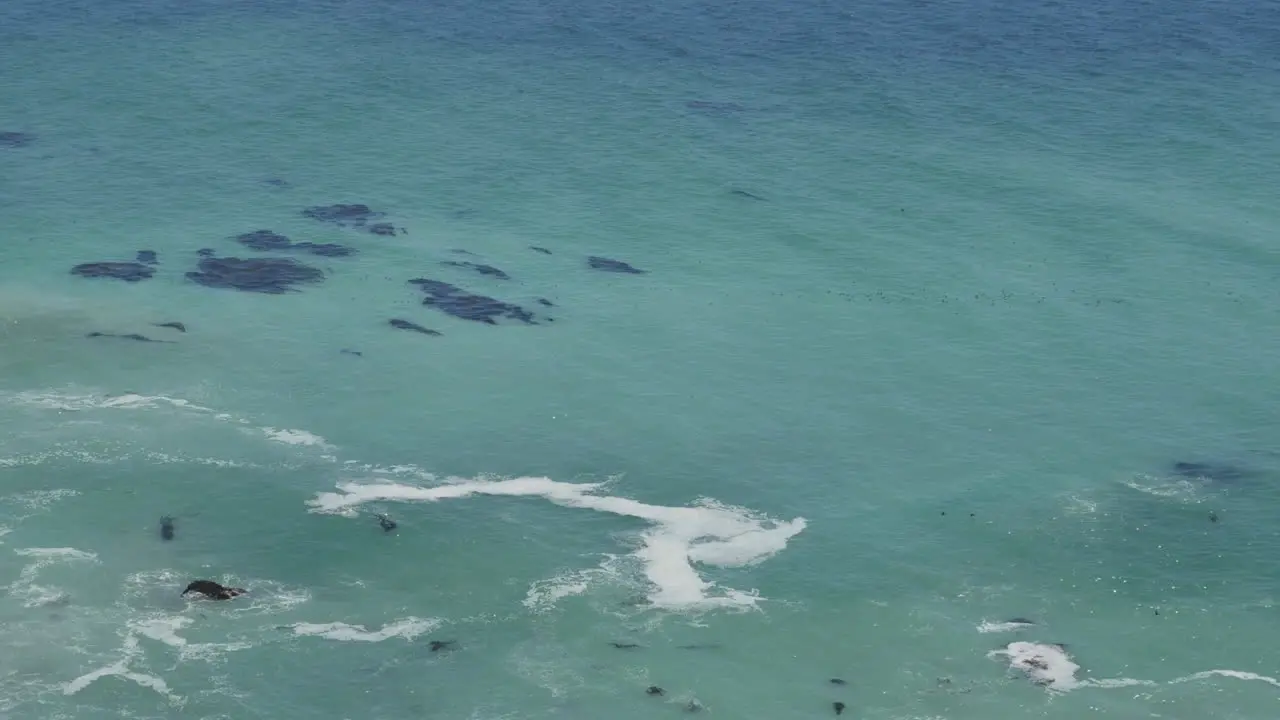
[686,100,745,115]
[1172,461,1252,482]
[441,261,510,280]
[236,230,292,251]
[136,250,158,265]
[302,203,383,227]
[367,222,402,236]
[235,230,356,257]
[186,255,324,294]
[340,348,363,357]
[294,241,355,257]
[587,256,645,274]
[536,298,554,307]
[86,332,171,343]
[71,262,155,283]
[153,322,186,333]
[408,278,537,325]
[0,131,35,148]
[530,246,552,255]
[262,178,290,188]
[388,318,441,336]
[197,248,215,258]
[730,189,766,201]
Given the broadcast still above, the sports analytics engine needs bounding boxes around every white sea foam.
[1121,473,1204,503]
[989,640,1280,694]
[976,619,1037,634]
[10,547,98,608]
[524,564,614,613]
[989,641,1081,691]
[131,615,254,661]
[290,617,439,642]
[9,391,213,414]
[1169,669,1280,688]
[63,635,182,705]
[261,427,331,448]
[307,476,806,611]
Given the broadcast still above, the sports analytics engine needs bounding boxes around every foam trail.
[10,547,98,608]
[307,477,806,611]
[1167,670,1280,688]
[991,642,1280,693]
[9,391,213,414]
[290,618,439,642]
[976,620,1036,634]
[131,616,254,661]
[261,427,330,448]
[63,636,182,705]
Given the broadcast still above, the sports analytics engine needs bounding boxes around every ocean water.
[2,0,1280,717]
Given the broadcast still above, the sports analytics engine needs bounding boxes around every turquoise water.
[3,0,1280,717]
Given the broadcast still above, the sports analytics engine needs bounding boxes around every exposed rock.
[587,256,645,274]
[186,255,325,294]
[408,278,537,325]
[152,322,186,332]
[441,260,510,280]
[71,262,155,283]
[388,318,441,336]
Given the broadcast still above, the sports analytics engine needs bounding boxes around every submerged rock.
[302,203,383,227]
[235,230,356,257]
[293,241,355,257]
[530,246,552,255]
[587,256,646,274]
[136,250,158,265]
[441,260,510,280]
[71,262,155,283]
[367,222,402,236]
[0,131,35,148]
[235,230,292,251]
[152,322,186,332]
[86,332,171,343]
[686,100,745,115]
[388,318,441,336]
[408,278,537,325]
[186,255,325,294]
[1172,461,1252,482]
[197,248,216,258]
